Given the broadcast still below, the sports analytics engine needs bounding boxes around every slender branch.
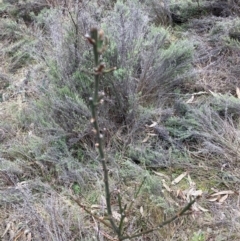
[127,176,147,215]
[73,197,113,229]
[88,28,119,236]
[120,198,196,240]
[117,191,127,233]
[64,0,80,71]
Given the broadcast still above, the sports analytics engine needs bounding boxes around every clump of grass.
[169,0,207,24]
[100,0,193,127]
[163,98,240,168]
[0,17,37,73]
[0,18,25,42]
[144,0,172,26]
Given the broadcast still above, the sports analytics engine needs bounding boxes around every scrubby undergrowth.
[1,0,240,240]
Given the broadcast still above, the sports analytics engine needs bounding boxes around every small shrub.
[164,98,240,166]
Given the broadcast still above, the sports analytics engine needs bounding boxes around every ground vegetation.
[1,0,240,240]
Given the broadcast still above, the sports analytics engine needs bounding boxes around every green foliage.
[72,182,81,195]
[3,134,46,162]
[100,0,193,120]
[210,18,240,39]
[146,0,171,26]
[191,230,205,241]
[166,115,201,141]
[51,137,68,155]
[231,18,240,32]
[210,94,240,119]
[160,97,240,167]
[0,18,24,41]
[0,20,35,71]
[165,104,209,142]
[128,145,169,167]
[57,86,75,99]
[224,35,240,50]
[46,59,62,82]
[113,68,128,80]
[16,100,54,128]
[33,7,53,28]
[170,0,205,20]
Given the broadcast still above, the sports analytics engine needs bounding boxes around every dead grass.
[186,16,240,94]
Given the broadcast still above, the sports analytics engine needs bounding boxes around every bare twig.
[120,198,196,240]
[87,28,119,236]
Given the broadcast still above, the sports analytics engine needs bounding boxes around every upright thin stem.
[89,28,119,236]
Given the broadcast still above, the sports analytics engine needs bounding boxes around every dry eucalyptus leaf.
[100,195,106,206]
[187,174,195,187]
[141,135,150,143]
[188,189,203,197]
[24,230,32,241]
[211,190,234,196]
[152,170,170,180]
[218,194,228,203]
[172,172,188,185]
[208,197,219,202]
[196,203,209,212]
[91,204,103,215]
[211,188,219,192]
[186,95,194,103]
[192,202,208,212]
[91,204,102,209]
[9,229,15,239]
[2,223,11,238]
[192,202,200,212]
[176,189,185,199]
[149,121,158,127]
[162,179,172,192]
[27,232,32,241]
[209,89,221,97]
[236,87,240,99]
[140,206,144,216]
